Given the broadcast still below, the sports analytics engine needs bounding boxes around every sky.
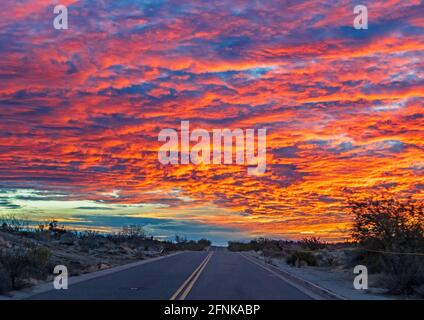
[0,0,423,245]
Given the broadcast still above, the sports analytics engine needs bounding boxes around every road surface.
[29,249,314,300]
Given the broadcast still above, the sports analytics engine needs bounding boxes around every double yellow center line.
[170,252,213,300]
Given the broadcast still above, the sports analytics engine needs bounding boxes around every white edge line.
[240,252,334,300]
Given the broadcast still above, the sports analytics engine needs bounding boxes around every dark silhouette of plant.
[0,242,51,289]
[121,224,146,239]
[286,251,317,267]
[174,235,187,244]
[299,237,326,250]
[349,193,423,250]
[0,214,29,233]
[348,192,424,295]
[197,239,212,247]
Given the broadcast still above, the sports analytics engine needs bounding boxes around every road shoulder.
[240,252,344,300]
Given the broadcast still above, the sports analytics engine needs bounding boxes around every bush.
[197,239,212,248]
[316,251,344,267]
[107,225,147,247]
[299,237,325,251]
[178,239,211,251]
[347,249,384,274]
[174,235,187,244]
[349,194,423,249]
[228,241,250,251]
[349,193,424,295]
[78,230,106,250]
[228,238,285,252]
[286,251,317,267]
[262,242,283,257]
[162,237,212,251]
[121,225,146,239]
[0,242,51,290]
[381,254,424,295]
[0,214,29,233]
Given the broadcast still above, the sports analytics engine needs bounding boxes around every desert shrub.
[174,235,187,244]
[160,238,212,251]
[106,233,122,244]
[162,241,178,252]
[228,241,250,251]
[107,225,147,246]
[262,242,283,257]
[228,241,256,251]
[176,239,211,251]
[181,240,200,250]
[349,193,424,295]
[78,230,106,250]
[347,249,384,273]
[349,194,423,249]
[381,254,424,295]
[0,243,51,289]
[0,214,29,233]
[316,251,343,267]
[320,255,337,267]
[197,238,212,248]
[121,225,146,239]
[36,219,67,238]
[286,250,317,267]
[48,219,66,235]
[299,237,326,251]
[228,238,285,252]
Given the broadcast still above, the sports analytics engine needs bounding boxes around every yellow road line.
[178,252,213,300]
[169,252,213,300]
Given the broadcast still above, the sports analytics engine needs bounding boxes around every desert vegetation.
[0,216,211,294]
[348,193,424,296]
[229,237,339,267]
[229,192,424,298]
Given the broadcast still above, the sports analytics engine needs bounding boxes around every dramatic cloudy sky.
[0,0,423,244]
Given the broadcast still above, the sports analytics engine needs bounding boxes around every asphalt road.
[29,249,313,300]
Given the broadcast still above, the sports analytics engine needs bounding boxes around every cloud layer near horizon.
[0,0,423,242]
